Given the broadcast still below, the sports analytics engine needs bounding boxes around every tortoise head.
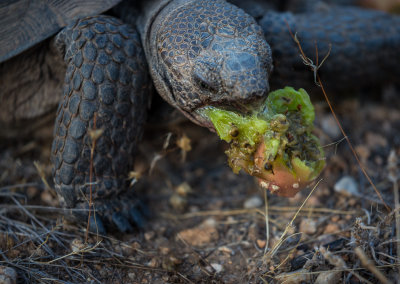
[154,0,273,129]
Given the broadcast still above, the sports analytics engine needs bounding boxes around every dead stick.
[355,246,393,284]
[388,150,400,280]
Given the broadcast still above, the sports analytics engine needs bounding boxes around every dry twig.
[286,21,390,211]
[355,246,393,284]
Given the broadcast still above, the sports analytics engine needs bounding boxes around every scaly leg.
[52,16,150,233]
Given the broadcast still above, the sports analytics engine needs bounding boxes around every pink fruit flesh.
[254,141,312,197]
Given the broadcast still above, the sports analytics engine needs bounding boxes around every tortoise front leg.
[52,16,150,233]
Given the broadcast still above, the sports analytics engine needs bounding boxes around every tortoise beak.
[190,95,268,132]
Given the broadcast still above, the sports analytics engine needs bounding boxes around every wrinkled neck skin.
[139,0,273,130]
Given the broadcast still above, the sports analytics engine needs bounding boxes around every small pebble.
[334,176,359,197]
[211,263,223,273]
[0,266,17,284]
[128,272,136,280]
[315,270,342,284]
[256,239,266,249]
[27,186,38,198]
[275,268,311,284]
[177,218,219,246]
[144,231,155,241]
[299,219,317,235]
[324,223,340,234]
[147,258,158,268]
[218,246,234,255]
[40,191,57,206]
[244,195,263,209]
[159,246,170,255]
[131,241,141,250]
[70,238,85,252]
[355,145,370,162]
[321,115,341,138]
[331,216,340,223]
[307,195,321,206]
[169,193,187,210]
[365,132,387,149]
[176,182,192,196]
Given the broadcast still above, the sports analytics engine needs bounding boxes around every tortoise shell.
[0,0,121,62]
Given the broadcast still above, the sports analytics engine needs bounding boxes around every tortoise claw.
[73,193,148,234]
[129,207,145,229]
[112,212,133,233]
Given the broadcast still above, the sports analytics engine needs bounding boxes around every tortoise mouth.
[189,101,262,132]
[187,96,268,132]
[192,87,326,197]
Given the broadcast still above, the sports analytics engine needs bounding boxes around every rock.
[275,268,311,284]
[70,238,85,253]
[324,223,340,235]
[169,193,187,211]
[175,182,192,196]
[144,231,155,241]
[244,195,263,209]
[218,246,234,255]
[355,145,370,163]
[334,176,359,197]
[315,270,342,284]
[159,246,170,255]
[128,272,136,280]
[256,239,266,249]
[147,258,158,268]
[299,219,317,235]
[177,218,219,247]
[365,132,387,149]
[321,115,341,139]
[0,266,17,284]
[211,263,223,273]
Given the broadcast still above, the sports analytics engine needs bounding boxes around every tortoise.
[0,0,399,233]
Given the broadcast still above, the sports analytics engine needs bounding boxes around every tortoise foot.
[74,194,149,234]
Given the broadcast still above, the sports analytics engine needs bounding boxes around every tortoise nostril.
[193,72,218,93]
[249,89,268,99]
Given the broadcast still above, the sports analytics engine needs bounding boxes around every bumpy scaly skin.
[144,0,272,128]
[259,7,400,92]
[52,16,150,232]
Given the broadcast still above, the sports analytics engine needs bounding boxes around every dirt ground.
[1,81,400,283]
[2,0,400,282]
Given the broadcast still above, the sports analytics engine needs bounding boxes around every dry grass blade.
[264,188,270,255]
[164,206,359,222]
[86,113,103,242]
[354,246,393,284]
[264,179,321,261]
[285,21,390,211]
[46,241,102,264]
[387,150,400,276]
[33,161,52,192]
[316,76,390,211]
[0,194,90,282]
[320,246,374,284]
[176,133,192,162]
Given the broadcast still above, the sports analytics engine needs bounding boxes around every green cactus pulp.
[198,87,325,196]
